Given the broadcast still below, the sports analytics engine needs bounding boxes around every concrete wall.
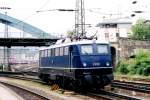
[118,38,150,58]
[110,38,150,64]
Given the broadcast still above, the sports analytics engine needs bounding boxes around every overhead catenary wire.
[36,9,77,13]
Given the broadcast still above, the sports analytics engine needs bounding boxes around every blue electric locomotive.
[39,39,113,88]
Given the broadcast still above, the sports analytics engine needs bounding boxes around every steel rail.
[0,81,50,100]
[112,80,150,93]
[0,71,23,76]
[88,90,140,100]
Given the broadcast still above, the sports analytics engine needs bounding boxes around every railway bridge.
[0,12,58,70]
[0,12,58,47]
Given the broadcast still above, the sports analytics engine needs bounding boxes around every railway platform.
[0,83,24,100]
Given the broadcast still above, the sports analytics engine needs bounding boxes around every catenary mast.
[75,0,85,38]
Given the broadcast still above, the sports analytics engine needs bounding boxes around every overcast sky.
[0,0,150,37]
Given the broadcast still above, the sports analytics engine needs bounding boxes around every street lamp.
[132,1,137,4]
[133,10,144,13]
[131,10,148,18]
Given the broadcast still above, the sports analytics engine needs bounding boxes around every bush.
[116,50,150,76]
[142,66,150,76]
[136,67,144,75]
[116,61,129,74]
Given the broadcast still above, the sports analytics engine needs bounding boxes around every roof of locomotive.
[40,39,109,50]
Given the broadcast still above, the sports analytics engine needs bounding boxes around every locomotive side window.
[64,46,68,55]
[45,49,48,57]
[51,49,55,56]
[39,51,42,57]
[55,48,59,56]
[41,50,45,57]
[60,47,64,56]
[81,45,93,54]
[48,49,51,57]
[97,45,109,54]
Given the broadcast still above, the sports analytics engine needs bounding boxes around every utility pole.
[75,0,86,38]
[0,7,11,71]
[4,11,11,71]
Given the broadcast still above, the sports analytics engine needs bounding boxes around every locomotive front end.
[74,42,114,88]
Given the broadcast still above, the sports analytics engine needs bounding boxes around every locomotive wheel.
[40,74,49,83]
[55,76,68,88]
[62,78,70,89]
[55,76,63,87]
[71,80,82,90]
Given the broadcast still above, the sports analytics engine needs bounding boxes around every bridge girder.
[0,12,56,38]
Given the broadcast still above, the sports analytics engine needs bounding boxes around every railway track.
[0,81,50,100]
[0,71,23,76]
[0,71,42,83]
[9,73,150,94]
[87,89,140,100]
[112,80,150,93]
[6,75,44,83]
[0,72,147,99]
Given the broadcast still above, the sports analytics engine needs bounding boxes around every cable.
[15,0,51,24]
[38,0,51,10]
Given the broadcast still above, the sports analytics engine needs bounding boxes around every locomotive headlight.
[83,62,87,67]
[106,62,110,66]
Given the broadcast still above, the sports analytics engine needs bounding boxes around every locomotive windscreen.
[97,44,109,54]
[81,45,93,54]
[80,44,109,55]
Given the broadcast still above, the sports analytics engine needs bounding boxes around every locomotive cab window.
[81,45,93,54]
[97,44,109,54]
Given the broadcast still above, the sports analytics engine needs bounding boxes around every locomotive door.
[69,46,73,71]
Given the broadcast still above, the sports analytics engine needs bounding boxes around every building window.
[105,33,109,38]
[116,33,120,37]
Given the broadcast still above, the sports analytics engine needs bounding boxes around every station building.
[96,17,132,42]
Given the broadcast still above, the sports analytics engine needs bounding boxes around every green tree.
[67,30,75,37]
[131,19,150,39]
